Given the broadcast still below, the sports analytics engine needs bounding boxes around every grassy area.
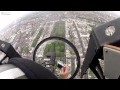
[44,21,65,57]
[31,28,43,47]
[88,69,96,78]
[44,41,65,57]
[23,47,29,54]
[50,21,65,37]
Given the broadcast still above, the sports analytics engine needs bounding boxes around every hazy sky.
[0,11,120,31]
[0,11,32,30]
[113,11,120,15]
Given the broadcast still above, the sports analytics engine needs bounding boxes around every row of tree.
[31,27,44,47]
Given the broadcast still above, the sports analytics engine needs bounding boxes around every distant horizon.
[0,11,120,32]
[113,11,120,15]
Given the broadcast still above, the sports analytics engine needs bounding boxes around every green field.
[50,21,65,37]
[44,21,65,57]
[23,46,29,54]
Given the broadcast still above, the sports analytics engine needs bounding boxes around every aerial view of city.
[0,11,119,79]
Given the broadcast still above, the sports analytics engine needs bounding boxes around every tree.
[60,46,64,52]
[50,45,54,52]
[23,47,29,54]
[31,28,43,47]
[56,50,61,57]
[60,52,64,57]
